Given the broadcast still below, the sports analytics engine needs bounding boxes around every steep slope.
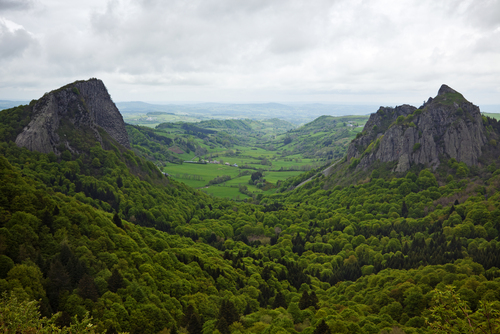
[15,78,130,154]
[346,85,486,173]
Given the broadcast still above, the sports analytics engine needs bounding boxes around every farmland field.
[164,153,308,199]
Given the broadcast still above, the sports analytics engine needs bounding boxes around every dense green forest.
[1,101,500,334]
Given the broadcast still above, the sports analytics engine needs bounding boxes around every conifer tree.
[313,319,332,334]
[218,300,239,325]
[67,256,88,287]
[107,269,124,293]
[243,303,252,315]
[41,208,54,232]
[216,316,230,334]
[272,291,287,309]
[78,274,99,301]
[299,291,310,310]
[116,176,123,188]
[187,313,202,334]
[402,200,409,218]
[309,291,319,309]
[59,244,74,266]
[182,305,196,327]
[113,212,124,229]
[46,259,71,311]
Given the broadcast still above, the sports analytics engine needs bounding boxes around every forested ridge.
[1,100,500,334]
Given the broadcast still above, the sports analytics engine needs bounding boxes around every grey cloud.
[89,0,337,70]
[436,0,500,29]
[0,21,37,59]
[81,0,500,102]
[459,0,500,29]
[0,0,34,11]
[1,0,499,104]
[90,0,123,37]
[472,30,500,53]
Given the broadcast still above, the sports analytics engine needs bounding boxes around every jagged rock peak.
[15,78,130,154]
[346,85,486,173]
[437,84,459,96]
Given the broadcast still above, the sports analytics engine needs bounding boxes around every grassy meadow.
[164,151,308,199]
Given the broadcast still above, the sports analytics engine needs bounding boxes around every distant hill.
[194,118,295,133]
[117,101,378,125]
[275,114,369,160]
[0,100,29,110]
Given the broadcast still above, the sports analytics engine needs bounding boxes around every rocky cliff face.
[346,85,487,173]
[15,79,130,154]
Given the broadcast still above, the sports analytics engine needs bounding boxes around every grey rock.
[346,85,486,173]
[15,78,130,154]
[437,84,458,96]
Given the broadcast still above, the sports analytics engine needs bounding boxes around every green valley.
[126,116,368,199]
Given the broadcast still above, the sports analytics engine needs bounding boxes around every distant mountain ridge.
[15,78,130,154]
[346,84,487,173]
[116,100,378,125]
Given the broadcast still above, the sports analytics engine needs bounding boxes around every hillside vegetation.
[1,89,500,334]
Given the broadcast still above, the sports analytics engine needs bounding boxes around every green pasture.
[213,156,261,166]
[263,171,303,183]
[165,160,307,199]
[202,185,250,199]
[232,146,274,157]
[171,178,207,188]
[165,163,242,188]
[224,175,252,186]
[267,159,318,170]
[222,177,263,194]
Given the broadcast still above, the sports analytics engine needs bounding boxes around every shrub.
[348,158,360,170]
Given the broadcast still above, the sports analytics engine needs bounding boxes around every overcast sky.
[0,0,499,105]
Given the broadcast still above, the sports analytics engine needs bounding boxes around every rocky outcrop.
[15,78,130,154]
[346,85,487,173]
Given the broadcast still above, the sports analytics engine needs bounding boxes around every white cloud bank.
[0,0,499,105]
